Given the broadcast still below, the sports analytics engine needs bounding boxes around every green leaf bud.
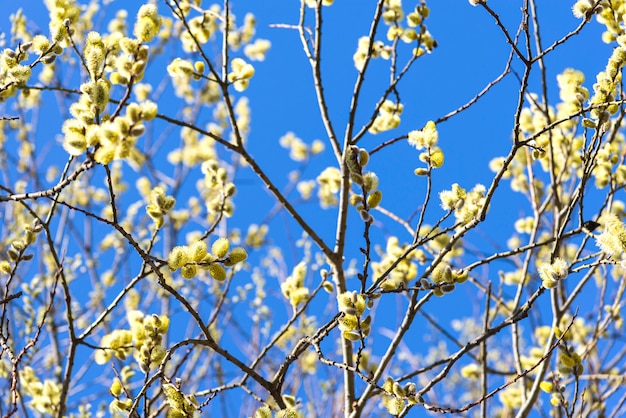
[342,331,361,341]
[367,190,382,208]
[62,120,87,156]
[92,79,110,113]
[4,49,17,63]
[539,381,554,393]
[200,253,217,265]
[343,307,358,316]
[361,315,372,329]
[167,58,194,78]
[211,237,230,258]
[224,183,237,197]
[429,149,444,168]
[116,117,131,135]
[146,204,162,218]
[359,209,372,223]
[119,37,139,54]
[7,247,19,261]
[441,283,455,293]
[322,281,334,293]
[224,246,247,266]
[151,346,166,364]
[194,61,205,74]
[362,173,379,192]
[32,35,50,54]
[531,148,545,159]
[392,381,406,397]
[573,363,584,376]
[549,394,561,406]
[181,264,197,279]
[559,352,576,368]
[7,64,32,85]
[153,188,175,213]
[369,292,382,300]
[127,103,141,123]
[110,72,128,85]
[350,172,363,186]
[110,377,123,398]
[134,4,162,43]
[254,406,273,418]
[407,12,422,27]
[31,220,43,234]
[189,241,207,262]
[130,124,145,137]
[346,145,360,173]
[138,361,150,373]
[167,246,189,270]
[553,327,563,339]
[382,377,394,392]
[217,167,228,183]
[209,263,227,281]
[84,31,106,79]
[581,118,596,128]
[358,148,369,167]
[404,382,416,395]
[111,399,133,411]
[349,194,363,206]
[401,28,418,42]
[542,277,558,289]
[379,279,397,291]
[140,100,158,120]
[230,58,255,79]
[153,314,170,334]
[162,383,186,411]
[11,240,25,252]
[338,291,366,317]
[132,60,147,74]
[137,45,149,61]
[223,200,236,217]
[42,54,56,64]
[408,121,438,149]
[283,395,296,408]
[180,264,197,279]
[455,269,469,283]
[557,363,572,375]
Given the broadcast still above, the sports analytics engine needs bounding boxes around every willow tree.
[1,0,625,417]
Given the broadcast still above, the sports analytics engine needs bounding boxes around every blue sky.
[0,1,610,244]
